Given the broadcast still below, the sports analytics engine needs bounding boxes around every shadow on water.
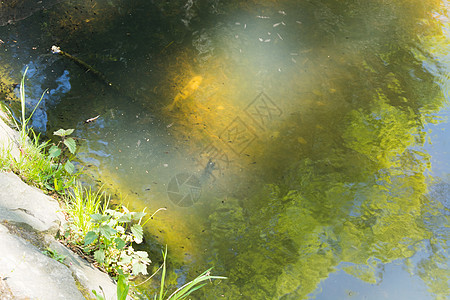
[0,0,449,299]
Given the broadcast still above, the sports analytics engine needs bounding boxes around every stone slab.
[0,172,65,234]
[47,238,119,300]
[0,224,85,300]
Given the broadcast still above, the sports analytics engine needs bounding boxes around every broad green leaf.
[99,224,116,239]
[120,254,132,264]
[135,251,150,262]
[94,249,105,263]
[131,224,144,244]
[132,262,148,275]
[63,138,76,154]
[48,145,61,158]
[84,231,98,245]
[64,160,75,174]
[90,214,110,223]
[115,237,126,250]
[117,213,132,223]
[53,128,74,137]
[131,211,146,221]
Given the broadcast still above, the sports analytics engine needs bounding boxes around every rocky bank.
[0,112,119,299]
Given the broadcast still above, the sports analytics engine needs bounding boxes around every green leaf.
[94,249,105,263]
[131,224,144,244]
[90,214,110,223]
[64,160,75,174]
[117,275,130,300]
[48,145,61,158]
[91,290,105,300]
[135,251,149,260]
[63,138,77,154]
[131,211,146,221]
[84,231,99,245]
[54,177,60,191]
[120,254,132,264]
[115,237,126,250]
[117,213,132,223]
[132,261,148,275]
[53,128,74,137]
[99,224,116,239]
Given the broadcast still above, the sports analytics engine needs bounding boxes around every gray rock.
[47,237,119,300]
[0,112,21,160]
[0,224,85,299]
[0,172,65,234]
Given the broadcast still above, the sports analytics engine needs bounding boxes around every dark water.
[0,0,449,299]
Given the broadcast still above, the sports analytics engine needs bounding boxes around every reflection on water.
[1,0,449,299]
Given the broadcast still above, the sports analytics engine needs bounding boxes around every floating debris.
[278,10,287,15]
[296,20,302,24]
[265,39,271,42]
[259,38,264,42]
[85,115,100,123]
[256,15,270,19]
[273,22,281,27]
[277,33,283,40]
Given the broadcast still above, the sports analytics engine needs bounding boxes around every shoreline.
[0,110,119,299]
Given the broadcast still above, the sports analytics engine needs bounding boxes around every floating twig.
[51,45,113,87]
[85,115,100,123]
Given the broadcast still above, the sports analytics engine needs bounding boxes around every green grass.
[0,67,77,192]
[155,246,227,300]
[64,183,110,242]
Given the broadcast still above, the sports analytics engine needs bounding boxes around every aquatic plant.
[155,246,226,300]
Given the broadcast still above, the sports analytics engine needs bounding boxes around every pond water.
[0,0,449,299]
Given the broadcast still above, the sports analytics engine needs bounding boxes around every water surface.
[0,0,448,299]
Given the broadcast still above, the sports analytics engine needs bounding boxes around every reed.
[156,246,227,300]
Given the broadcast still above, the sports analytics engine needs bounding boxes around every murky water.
[1,0,449,299]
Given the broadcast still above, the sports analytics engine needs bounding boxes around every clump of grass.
[2,67,77,192]
[155,246,226,300]
[64,183,110,242]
